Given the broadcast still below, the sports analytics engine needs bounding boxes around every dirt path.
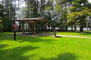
[57,35,91,38]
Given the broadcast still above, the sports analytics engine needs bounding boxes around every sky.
[19,0,91,8]
[88,0,91,3]
[0,0,91,8]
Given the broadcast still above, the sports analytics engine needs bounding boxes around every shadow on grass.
[79,32,91,36]
[0,44,39,60]
[17,35,54,44]
[36,33,54,37]
[0,33,54,44]
[0,33,13,41]
[0,44,8,49]
[55,53,76,60]
[0,44,77,60]
[40,53,77,60]
[55,36,62,38]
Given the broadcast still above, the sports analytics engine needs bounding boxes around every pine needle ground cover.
[0,32,91,60]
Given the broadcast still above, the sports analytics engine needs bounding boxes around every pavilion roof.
[15,17,48,23]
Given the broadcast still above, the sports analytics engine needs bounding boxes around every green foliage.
[67,12,76,26]
[0,4,3,32]
[68,7,90,18]
[44,6,52,11]
[55,4,60,11]
[25,0,40,18]
[85,3,91,9]
[67,6,91,27]
[79,7,90,16]
[69,6,76,12]
[0,25,1,32]
[0,0,15,32]
[67,0,91,32]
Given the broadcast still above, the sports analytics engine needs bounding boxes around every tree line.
[0,0,15,32]
[0,0,91,32]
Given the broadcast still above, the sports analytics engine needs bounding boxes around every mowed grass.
[0,32,91,60]
[56,32,91,37]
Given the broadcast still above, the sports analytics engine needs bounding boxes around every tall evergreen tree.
[67,0,91,32]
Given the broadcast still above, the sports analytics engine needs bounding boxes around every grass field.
[57,32,91,37]
[0,32,91,60]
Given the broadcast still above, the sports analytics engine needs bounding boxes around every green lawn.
[0,32,91,60]
[56,32,91,37]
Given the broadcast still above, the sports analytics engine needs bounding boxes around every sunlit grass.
[56,32,91,37]
[0,32,91,60]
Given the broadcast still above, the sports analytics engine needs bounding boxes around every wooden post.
[12,22,17,41]
[34,22,36,34]
[22,21,24,34]
[28,22,31,32]
[14,31,16,41]
[19,21,21,32]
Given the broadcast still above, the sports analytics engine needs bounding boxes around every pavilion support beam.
[22,21,25,34]
[19,21,21,32]
[28,22,31,32]
[34,22,36,34]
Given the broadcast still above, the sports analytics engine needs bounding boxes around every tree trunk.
[19,21,21,32]
[74,25,77,32]
[71,26,73,31]
[86,22,89,30]
[66,26,68,31]
[74,26,76,31]
[80,17,85,32]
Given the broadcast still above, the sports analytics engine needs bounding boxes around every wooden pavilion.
[15,17,48,34]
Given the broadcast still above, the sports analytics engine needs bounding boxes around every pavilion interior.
[15,17,48,34]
